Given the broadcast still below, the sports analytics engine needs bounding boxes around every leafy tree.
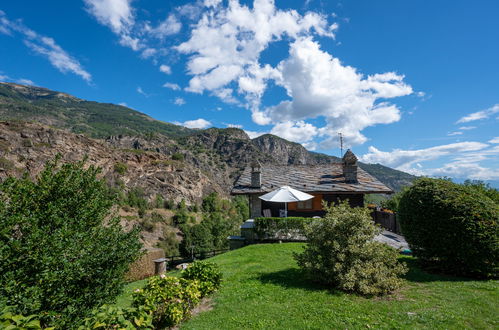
[295,202,407,296]
[398,178,498,278]
[0,157,142,327]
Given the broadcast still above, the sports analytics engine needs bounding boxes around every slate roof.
[231,164,392,195]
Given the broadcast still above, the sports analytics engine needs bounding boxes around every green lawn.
[118,243,499,329]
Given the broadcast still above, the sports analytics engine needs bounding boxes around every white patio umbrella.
[259,186,314,217]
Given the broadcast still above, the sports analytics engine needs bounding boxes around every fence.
[371,210,401,234]
[156,249,230,271]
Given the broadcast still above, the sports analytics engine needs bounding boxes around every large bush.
[398,178,498,278]
[295,202,407,296]
[181,261,222,297]
[0,158,142,327]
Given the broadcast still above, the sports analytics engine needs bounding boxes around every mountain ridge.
[0,82,416,192]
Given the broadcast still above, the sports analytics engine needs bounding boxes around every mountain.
[0,82,192,139]
[0,82,416,192]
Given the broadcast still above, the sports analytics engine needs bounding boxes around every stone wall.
[125,248,165,281]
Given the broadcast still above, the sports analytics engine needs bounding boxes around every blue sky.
[1,0,498,182]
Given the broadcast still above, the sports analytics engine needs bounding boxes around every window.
[297,198,313,210]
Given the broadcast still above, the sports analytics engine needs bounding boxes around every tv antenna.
[338,132,344,157]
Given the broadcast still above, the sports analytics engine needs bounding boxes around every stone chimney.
[250,160,262,188]
[342,149,358,183]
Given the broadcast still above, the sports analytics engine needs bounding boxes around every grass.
[117,243,499,329]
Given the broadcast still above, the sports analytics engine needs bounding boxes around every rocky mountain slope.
[0,82,416,192]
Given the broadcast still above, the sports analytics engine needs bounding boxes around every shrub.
[113,162,128,175]
[295,202,407,296]
[254,217,316,240]
[132,276,200,328]
[181,261,222,297]
[156,230,180,256]
[398,178,498,278]
[79,305,153,330]
[0,157,143,327]
[172,152,184,161]
[0,306,43,329]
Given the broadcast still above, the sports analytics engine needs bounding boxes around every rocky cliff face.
[0,121,224,204]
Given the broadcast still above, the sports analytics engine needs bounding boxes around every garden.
[0,159,497,329]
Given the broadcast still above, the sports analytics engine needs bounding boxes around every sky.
[1,0,498,183]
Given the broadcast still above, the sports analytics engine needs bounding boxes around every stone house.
[231,150,392,218]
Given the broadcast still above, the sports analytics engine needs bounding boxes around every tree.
[0,157,142,327]
[295,202,407,296]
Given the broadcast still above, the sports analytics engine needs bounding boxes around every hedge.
[398,178,498,278]
[254,217,318,240]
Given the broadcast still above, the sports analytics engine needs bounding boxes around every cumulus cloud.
[149,14,181,39]
[180,118,211,129]
[245,130,267,139]
[360,142,488,169]
[176,1,411,148]
[159,64,171,74]
[489,137,499,144]
[0,11,92,82]
[270,120,318,144]
[177,0,335,103]
[257,38,411,146]
[173,97,186,105]
[456,104,499,123]
[359,141,499,180]
[225,123,243,128]
[163,82,180,90]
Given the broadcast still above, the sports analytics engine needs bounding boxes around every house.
[231,150,392,218]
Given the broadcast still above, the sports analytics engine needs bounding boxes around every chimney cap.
[342,149,357,165]
[251,160,261,170]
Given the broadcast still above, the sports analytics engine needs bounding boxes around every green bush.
[181,261,222,297]
[79,304,153,330]
[132,276,200,328]
[398,178,498,278]
[0,158,143,327]
[1,306,44,329]
[172,152,184,161]
[295,202,407,296]
[113,162,128,175]
[254,217,316,239]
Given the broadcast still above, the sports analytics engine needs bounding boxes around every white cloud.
[84,0,134,35]
[118,102,128,106]
[458,126,476,131]
[173,97,186,105]
[149,14,181,39]
[159,64,171,74]
[137,86,149,97]
[258,38,411,147]
[140,48,157,59]
[176,1,410,149]
[448,131,463,136]
[177,0,335,102]
[16,78,34,85]
[456,104,499,123]
[163,82,180,90]
[270,120,318,144]
[225,123,242,128]
[0,11,92,82]
[359,142,499,180]
[181,118,211,129]
[360,142,488,170]
[0,74,8,80]
[245,130,267,139]
[489,137,499,144]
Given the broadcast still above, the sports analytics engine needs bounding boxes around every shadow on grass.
[401,257,474,283]
[257,268,342,295]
